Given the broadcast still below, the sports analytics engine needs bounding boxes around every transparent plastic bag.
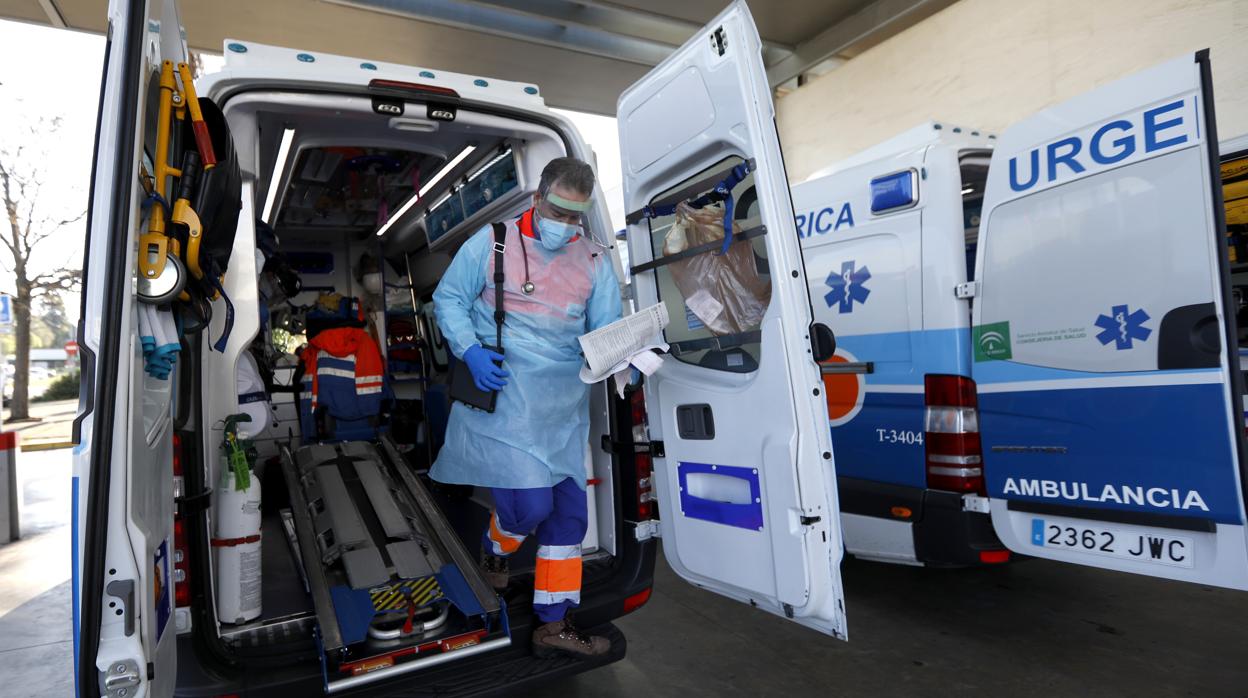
[662,202,770,336]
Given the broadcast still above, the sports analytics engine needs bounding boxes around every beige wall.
[776,0,1248,182]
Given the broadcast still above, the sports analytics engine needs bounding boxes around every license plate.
[1031,519,1194,569]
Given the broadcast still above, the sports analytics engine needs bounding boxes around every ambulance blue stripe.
[982,381,1241,524]
[829,392,926,488]
[828,328,969,489]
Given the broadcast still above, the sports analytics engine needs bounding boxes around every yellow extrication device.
[137,60,220,304]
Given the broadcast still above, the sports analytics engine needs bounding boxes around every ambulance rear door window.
[630,155,771,373]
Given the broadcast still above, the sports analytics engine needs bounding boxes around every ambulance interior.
[959,150,990,283]
[175,89,629,687]
[1225,146,1248,383]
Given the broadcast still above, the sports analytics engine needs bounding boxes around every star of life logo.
[824,260,871,313]
[1094,304,1152,350]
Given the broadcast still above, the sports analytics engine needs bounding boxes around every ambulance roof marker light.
[261,127,296,224]
[870,170,918,214]
[376,145,477,237]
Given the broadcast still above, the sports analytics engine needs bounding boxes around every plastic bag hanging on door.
[662,202,770,335]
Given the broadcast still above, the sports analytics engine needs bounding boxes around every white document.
[579,302,671,385]
[686,288,724,326]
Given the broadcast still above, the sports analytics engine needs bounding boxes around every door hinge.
[954,281,980,299]
[599,436,665,459]
[799,515,822,526]
[634,520,661,541]
[962,494,990,514]
[101,659,141,698]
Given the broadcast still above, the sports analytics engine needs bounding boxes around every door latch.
[962,494,990,514]
[101,659,141,698]
[633,520,661,541]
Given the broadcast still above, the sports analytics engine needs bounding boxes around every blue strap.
[637,161,753,256]
[141,192,171,215]
[238,391,268,404]
[207,275,235,353]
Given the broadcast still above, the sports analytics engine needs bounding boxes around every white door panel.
[77,1,182,696]
[974,51,1248,590]
[618,0,845,637]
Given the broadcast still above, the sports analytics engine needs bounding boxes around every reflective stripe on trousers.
[482,477,588,622]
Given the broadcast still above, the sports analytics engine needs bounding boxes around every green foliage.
[33,370,79,402]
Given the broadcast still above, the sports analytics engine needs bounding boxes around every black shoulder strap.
[491,222,506,350]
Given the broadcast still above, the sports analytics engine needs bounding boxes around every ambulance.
[794,58,1248,579]
[73,0,1248,695]
[791,123,1004,567]
[74,2,844,696]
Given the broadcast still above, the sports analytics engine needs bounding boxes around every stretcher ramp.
[279,438,501,656]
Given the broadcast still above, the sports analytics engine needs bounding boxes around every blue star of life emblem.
[824,261,871,313]
[1094,304,1152,350]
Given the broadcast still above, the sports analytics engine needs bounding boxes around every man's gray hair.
[538,157,595,197]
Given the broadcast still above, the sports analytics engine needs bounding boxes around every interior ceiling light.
[376,145,476,237]
[261,127,296,224]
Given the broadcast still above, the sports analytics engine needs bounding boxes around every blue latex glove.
[463,344,509,392]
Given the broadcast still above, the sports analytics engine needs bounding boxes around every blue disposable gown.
[430,211,622,491]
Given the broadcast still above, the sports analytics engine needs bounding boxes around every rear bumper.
[839,477,1006,567]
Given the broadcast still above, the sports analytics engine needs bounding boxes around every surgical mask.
[362,272,383,295]
[534,210,580,251]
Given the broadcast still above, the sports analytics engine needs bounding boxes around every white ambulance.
[73,0,1248,695]
[794,55,1248,582]
[791,123,1006,567]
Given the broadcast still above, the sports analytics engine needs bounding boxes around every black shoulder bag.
[448,222,507,412]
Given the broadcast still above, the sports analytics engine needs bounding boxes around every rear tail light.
[924,375,986,495]
[630,390,657,520]
[172,433,191,608]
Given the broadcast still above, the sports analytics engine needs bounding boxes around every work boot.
[531,618,610,659]
[479,549,509,591]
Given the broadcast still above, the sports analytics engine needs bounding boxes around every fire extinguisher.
[213,414,262,624]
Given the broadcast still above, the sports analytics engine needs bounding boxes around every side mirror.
[810,322,836,362]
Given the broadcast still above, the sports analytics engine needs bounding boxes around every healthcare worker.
[431,157,622,658]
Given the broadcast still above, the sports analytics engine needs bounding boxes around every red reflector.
[368,78,460,99]
[172,433,183,476]
[979,549,1010,564]
[622,587,652,615]
[630,389,646,427]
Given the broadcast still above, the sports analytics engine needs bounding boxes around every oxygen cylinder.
[214,417,262,624]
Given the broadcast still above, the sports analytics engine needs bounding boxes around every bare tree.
[1,114,84,420]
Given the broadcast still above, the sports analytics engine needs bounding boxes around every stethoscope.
[515,213,611,296]
[515,226,536,295]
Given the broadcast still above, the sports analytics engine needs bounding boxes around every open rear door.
[76,1,183,696]
[972,52,1248,590]
[618,0,845,637]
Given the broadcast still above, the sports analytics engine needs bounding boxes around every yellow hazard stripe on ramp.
[369,577,443,611]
